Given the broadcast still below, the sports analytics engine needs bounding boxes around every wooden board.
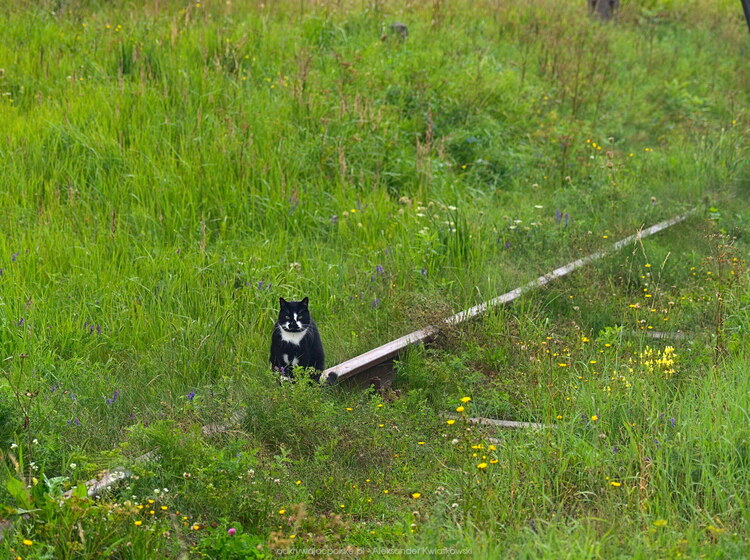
[322,211,695,384]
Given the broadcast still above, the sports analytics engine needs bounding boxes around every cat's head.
[278,297,311,332]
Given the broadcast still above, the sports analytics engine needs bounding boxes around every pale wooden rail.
[323,211,695,384]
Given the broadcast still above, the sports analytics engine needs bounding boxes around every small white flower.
[32,439,39,444]
[69,463,77,469]
[10,443,18,449]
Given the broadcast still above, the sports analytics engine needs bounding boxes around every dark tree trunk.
[741,0,750,33]
[589,0,620,20]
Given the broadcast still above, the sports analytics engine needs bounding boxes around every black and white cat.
[270,297,329,381]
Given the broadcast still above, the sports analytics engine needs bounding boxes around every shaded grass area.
[1,0,750,557]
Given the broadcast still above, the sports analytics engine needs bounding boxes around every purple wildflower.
[67,418,81,426]
[11,252,18,262]
[228,528,237,537]
[96,324,101,334]
[372,298,380,308]
[564,213,569,228]
[176,248,181,254]
[420,267,427,277]
[187,391,196,401]
[505,241,512,249]
[106,389,119,405]
[375,265,385,275]
[669,417,676,428]
[17,318,24,327]
[555,209,562,223]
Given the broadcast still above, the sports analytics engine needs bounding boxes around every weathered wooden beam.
[443,413,552,430]
[61,450,157,499]
[322,211,695,384]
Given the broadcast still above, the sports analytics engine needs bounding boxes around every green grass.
[1,0,749,557]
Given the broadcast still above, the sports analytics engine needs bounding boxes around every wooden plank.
[465,415,550,430]
[323,211,695,383]
[62,450,157,499]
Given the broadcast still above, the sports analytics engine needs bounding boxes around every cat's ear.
[301,297,309,307]
[279,297,288,308]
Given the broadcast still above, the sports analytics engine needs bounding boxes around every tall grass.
[1,0,749,557]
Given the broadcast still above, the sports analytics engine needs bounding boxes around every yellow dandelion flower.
[446,419,456,425]
[295,480,301,485]
[460,397,471,403]
[411,493,421,499]
[278,509,286,515]
[477,463,488,469]
[161,506,168,511]
[556,415,563,420]
[192,524,200,530]
[610,481,621,487]
[23,539,34,546]
[653,519,667,527]
[456,406,465,412]
[134,520,143,526]
[591,415,599,422]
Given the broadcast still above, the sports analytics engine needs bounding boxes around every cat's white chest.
[280,327,308,346]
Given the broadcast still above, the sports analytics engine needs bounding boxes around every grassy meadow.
[1,0,749,557]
